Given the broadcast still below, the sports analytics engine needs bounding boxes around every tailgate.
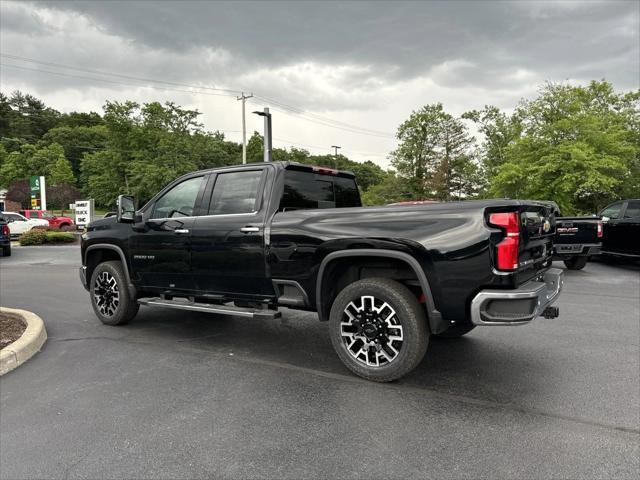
[555,217,600,248]
[487,203,556,286]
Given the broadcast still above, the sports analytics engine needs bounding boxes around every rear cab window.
[279,166,361,211]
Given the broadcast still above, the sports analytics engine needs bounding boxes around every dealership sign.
[74,199,94,228]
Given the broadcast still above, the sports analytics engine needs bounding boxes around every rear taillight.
[1,224,8,236]
[597,221,603,238]
[489,212,520,271]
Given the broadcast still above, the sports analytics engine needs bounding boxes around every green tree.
[360,172,413,205]
[489,81,639,214]
[392,103,477,200]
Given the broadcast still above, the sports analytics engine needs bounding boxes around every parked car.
[543,202,603,270]
[598,199,640,258]
[1,212,49,238]
[0,215,11,256]
[19,209,75,230]
[79,162,562,382]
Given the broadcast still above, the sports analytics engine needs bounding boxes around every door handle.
[240,226,260,233]
[174,229,190,234]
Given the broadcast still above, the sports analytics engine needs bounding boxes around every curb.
[0,307,47,376]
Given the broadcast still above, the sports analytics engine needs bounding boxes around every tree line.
[1,80,638,214]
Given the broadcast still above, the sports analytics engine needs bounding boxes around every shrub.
[18,229,47,246]
[18,230,76,246]
[45,231,76,243]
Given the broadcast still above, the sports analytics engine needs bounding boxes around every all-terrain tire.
[564,256,588,270]
[90,260,139,325]
[329,277,429,382]
[433,323,475,339]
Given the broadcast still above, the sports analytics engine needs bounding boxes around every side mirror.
[601,216,610,223]
[117,195,136,223]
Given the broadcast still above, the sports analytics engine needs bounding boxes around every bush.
[45,231,76,243]
[18,229,47,245]
[18,229,76,246]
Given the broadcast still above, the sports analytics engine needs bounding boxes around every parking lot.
[1,245,638,479]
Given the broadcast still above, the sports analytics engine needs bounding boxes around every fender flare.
[315,249,443,331]
[85,244,136,298]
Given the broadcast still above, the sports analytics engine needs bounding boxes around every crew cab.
[79,162,563,382]
[545,202,603,270]
[598,199,640,258]
[20,209,75,230]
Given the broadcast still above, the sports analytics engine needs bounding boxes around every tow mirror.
[117,195,136,223]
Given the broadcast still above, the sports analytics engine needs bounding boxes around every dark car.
[79,161,563,382]
[0,214,11,257]
[599,199,640,258]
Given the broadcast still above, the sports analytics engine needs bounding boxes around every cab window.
[623,201,640,219]
[207,170,263,215]
[151,176,204,219]
[600,202,623,220]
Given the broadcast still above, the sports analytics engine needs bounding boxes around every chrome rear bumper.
[471,268,563,326]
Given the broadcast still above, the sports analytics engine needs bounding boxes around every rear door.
[600,201,625,253]
[616,200,640,255]
[190,166,274,299]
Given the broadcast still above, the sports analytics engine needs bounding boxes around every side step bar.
[137,297,281,320]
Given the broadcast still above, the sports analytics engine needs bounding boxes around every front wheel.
[329,278,429,382]
[90,261,139,325]
[564,256,588,270]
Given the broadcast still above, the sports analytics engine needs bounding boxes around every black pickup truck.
[545,202,603,270]
[80,162,563,381]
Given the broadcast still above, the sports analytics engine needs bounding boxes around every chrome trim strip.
[470,268,563,326]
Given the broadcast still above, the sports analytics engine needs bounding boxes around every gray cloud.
[31,0,639,88]
[0,0,638,166]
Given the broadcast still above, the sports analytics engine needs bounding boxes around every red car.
[19,210,75,230]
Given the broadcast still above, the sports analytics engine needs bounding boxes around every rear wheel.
[2,246,10,257]
[90,260,139,325]
[564,256,588,270]
[329,278,429,382]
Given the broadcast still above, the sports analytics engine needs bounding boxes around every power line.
[1,53,241,95]
[1,53,397,140]
[0,63,236,99]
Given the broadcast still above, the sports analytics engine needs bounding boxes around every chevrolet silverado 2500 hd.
[79,162,563,381]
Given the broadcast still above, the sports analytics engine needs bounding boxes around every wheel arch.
[85,244,137,298]
[315,249,444,332]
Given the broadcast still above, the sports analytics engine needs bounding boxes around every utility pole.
[252,107,272,162]
[237,92,253,164]
[331,145,341,168]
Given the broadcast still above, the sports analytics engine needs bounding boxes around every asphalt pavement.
[1,245,638,479]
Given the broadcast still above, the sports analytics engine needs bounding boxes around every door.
[129,174,207,292]
[616,200,640,255]
[190,167,274,299]
[600,201,625,253]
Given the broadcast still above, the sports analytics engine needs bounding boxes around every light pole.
[252,107,272,162]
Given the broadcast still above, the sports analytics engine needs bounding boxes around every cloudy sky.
[1,0,638,167]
